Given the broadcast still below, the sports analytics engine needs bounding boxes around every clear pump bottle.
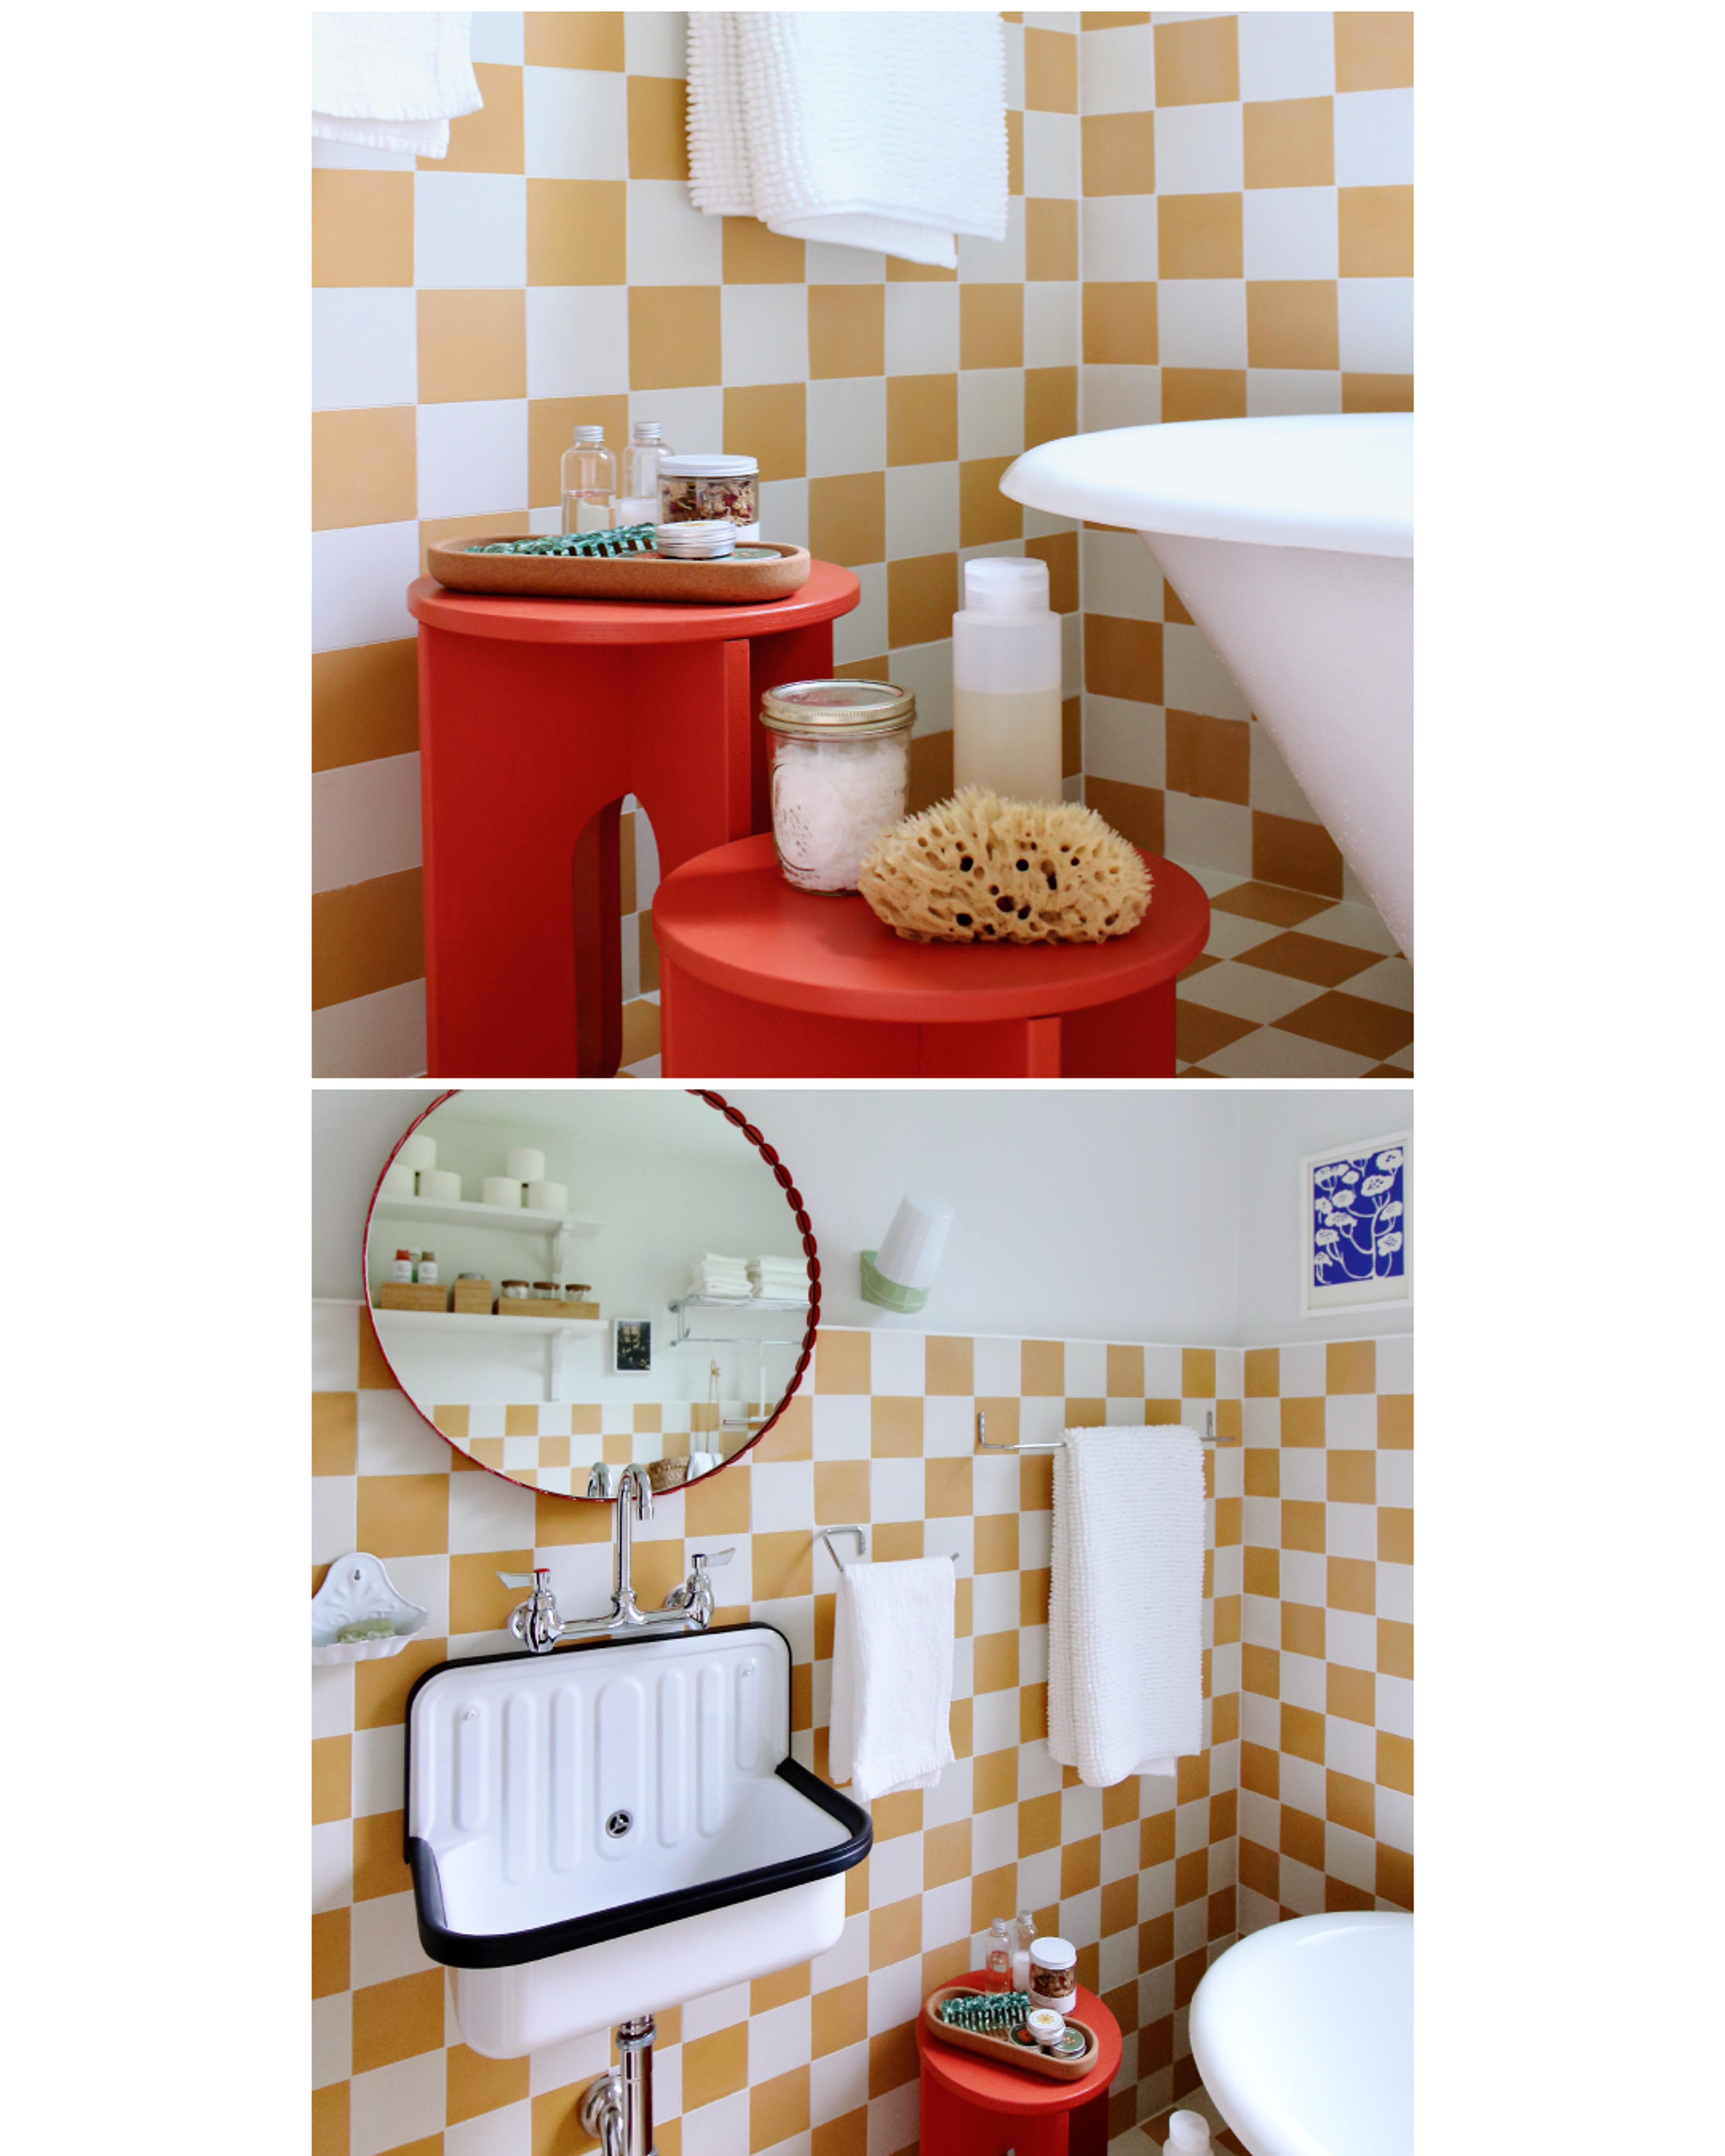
[561,424,617,535]
[951,557,1064,804]
[617,421,673,527]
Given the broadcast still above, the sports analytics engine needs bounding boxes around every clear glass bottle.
[986,1918,1013,1992]
[1012,1909,1038,1993]
[561,424,617,535]
[617,421,672,527]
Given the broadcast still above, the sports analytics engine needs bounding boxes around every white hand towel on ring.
[829,1555,955,1802]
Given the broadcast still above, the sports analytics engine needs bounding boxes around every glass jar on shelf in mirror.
[363,1089,820,1503]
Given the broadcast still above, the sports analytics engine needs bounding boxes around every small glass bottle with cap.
[758,679,916,895]
[618,421,673,526]
[985,1918,1013,1992]
[1012,1909,1038,1994]
[562,424,618,535]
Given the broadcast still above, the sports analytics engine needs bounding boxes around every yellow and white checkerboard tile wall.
[312,1303,1411,2156]
[312,13,1411,1075]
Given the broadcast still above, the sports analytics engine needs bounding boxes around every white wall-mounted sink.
[1189,1911,1412,2156]
[1002,415,1413,960]
[407,1624,871,2058]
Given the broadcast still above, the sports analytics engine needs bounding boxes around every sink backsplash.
[313,1298,1412,2156]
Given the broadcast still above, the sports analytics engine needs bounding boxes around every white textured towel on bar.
[686,12,1009,268]
[312,12,482,159]
[829,1555,956,1801]
[1048,1427,1205,1787]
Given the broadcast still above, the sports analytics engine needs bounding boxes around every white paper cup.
[482,1176,524,1208]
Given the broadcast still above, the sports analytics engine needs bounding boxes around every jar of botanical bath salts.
[658,454,760,540]
[759,680,916,894]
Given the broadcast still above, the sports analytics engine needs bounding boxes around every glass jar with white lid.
[658,454,760,540]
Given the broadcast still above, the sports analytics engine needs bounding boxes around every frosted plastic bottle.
[1165,2110,1213,2153]
[617,421,672,527]
[952,557,1064,804]
[561,424,617,534]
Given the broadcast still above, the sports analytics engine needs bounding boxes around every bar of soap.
[336,1617,397,1642]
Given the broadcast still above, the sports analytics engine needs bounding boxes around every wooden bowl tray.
[426,536,812,604]
[921,1987,1098,2082]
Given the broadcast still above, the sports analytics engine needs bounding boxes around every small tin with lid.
[758,679,916,895]
[659,454,759,539]
[1027,1936,1077,2013]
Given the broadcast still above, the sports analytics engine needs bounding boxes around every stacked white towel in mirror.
[690,1253,752,1299]
[748,1255,806,1300]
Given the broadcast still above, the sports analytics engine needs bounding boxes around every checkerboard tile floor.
[615,864,1412,1079]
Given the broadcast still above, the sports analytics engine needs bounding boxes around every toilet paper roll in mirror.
[380,1161,416,1197]
[526,1180,568,1214]
[399,1133,437,1172]
[481,1176,524,1208]
[505,1147,546,1183]
[417,1168,462,1202]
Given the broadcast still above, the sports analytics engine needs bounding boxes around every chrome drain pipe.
[580,2016,655,2156]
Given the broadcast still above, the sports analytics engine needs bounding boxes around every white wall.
[1235,1088,1415,1344]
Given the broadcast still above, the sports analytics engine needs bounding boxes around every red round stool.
[917,1977,1123,2156]
[652,833,1210,1077]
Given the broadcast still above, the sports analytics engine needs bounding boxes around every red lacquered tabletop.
[407,559,860,645]
[653,833,1211,1027]
[916,1978,1123,2116]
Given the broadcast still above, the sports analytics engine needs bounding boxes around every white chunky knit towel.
[829,1556,956,1801]
[312,12,482,160]
[1048,1427,1205,1787]
[687,12,1008,268]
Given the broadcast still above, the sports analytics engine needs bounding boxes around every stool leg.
[916,1015,1063,1076]
[920,2071,1016,2156]
[571,801,622,1077]
[1058,976,1177,1076]
[1065,2087,1112,2156]
[1004,2107,1072,2156]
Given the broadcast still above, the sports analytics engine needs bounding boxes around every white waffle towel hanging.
[313,12,482,160]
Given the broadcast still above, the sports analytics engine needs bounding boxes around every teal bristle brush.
[938,1991,1031,2034]
[476,523,659,558]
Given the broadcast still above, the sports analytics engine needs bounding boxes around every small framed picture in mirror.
[612,1319,653,1374]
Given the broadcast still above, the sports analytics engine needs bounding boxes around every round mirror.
[363,1088,819,1500]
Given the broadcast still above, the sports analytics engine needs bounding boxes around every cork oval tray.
[921,1987,1098,2082]
[426,537,812,604]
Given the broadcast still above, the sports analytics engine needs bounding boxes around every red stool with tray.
[917,1975,1123,2156]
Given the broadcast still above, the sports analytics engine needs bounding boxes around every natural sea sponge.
[858,788,1152,945]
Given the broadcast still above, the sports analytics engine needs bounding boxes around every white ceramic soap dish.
[312,1552,429,1665]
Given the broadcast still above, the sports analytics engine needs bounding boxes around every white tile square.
[1334,88,1414,187]
[681,2091,749,2156]
[1326,1502,1377,1562]
[418,396,530,517]
[867,1956,924,2035]
[870,1457,924,1523]
[809,1393,871,1457]
[351,2053,447,2156]
[960,193,1026,284]
[626,11,687,79]
[1084,693,1162,787]
[1154,102,1243,195]
[354,1388,446,1474]
[524,287,628,399]
[311,1818,353,1915]
[752,1997,813,2080]
[523,63,628,179]
[1082,529,1160,617]
[833,562,887,661]
[682,1977,752,2040]
[526,2023,612,2098]
[1079,24,1156,114]
[1244,186,1339,278]
[312,1992,351,2089]
[751,1460,814,1532]
[885,283,960,375]
[312,521,420,653]
[1278,1448,1326,1502]
[810,2039,870,2124]
[446,2100,531,2156]
[349,1889,437,1989]
[310,1474,359,1567]
[1346,954,1414,1012]
[890,641,952,738]
[865,1328,925,1396]
[812,1913,870,1995]
[885,460,960,557]
[413,172,526,286]
[721,283,809,385]
[1003,16,1026,106]
[447,1463,537,1553]
[1082,194,1158,282]
[628,384,724,458]
[807,376,887,478]
[313,1304,360,1392]
[1324,1713,1376,1785]
[1238,11,1336,102]
[1079,363,1158,432]
[803,238,886,283]
[1022,110,1080,198]
[1377,1785,1414,1854]
[1163,793,1252,879]
[867,2080,920,2156]
[924,1395,976,1458]
[1022,280,1079,367]
[1336,278,1413,374]
[1247,367,1342,419]
[628,177,722,284]
[313,289,418,411]
[971,1572,1019,1635]
[311,1661,354,1741]
[470,13,524,66]
[971,1334,1021,1396]
[1157,278,1247,370]
[1164,619,1251,720]
[1376,1673,1414,1740]
[1326,1608,1376,1673]
[923,1876,972,1950]
[958,368,1025,461]
[924,1755,973,1829]
[759,476,808,547]
[313,136,418,172]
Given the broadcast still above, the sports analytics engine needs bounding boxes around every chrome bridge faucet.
[501,1466,734,1653]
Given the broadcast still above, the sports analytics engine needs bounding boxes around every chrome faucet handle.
[692,1547,734,1569]
[500,1567,562,1654]
[664,1546,736,1626]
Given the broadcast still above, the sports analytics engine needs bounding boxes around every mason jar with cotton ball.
[952,556,1064,804]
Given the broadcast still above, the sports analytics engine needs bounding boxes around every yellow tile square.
[312,169,412,287]
[685,2024,749,2110]
[1379,1507,1413,1565]
[887,552,959,649]
[752,2066,810,2150]
[1376,1729,1414,1794]
[960,456,1022,548]
[1006,108,1024,197]
[526,178,626,285]
[925,1335,974,1395]
[1339,186,1413,278]
[973,1628,1020,1692]
[870,1397,924,1456]
[1082,111,1154,198]
[1083,282,1158,365]
[1025,198,1079,282]
[809,472,885,567]
[724,217,806,284]
[312,1734,350,1825]
[1154,15,1238,106]
[815,1329,871,1393]
[450,1549,531,1635]
[352,1967,445,2074]
[1281,1395,1326,1446]
[752,1392,812,1461]
[960,285,1023,370]
[974,1513,1019,1573]
[1327,1341,1377,1395]
[1327,1450,1376,1506]
[1182,1348,1216,1398]
[1243,98,1334,190]
[869,1895,923,1970]
[1244,1346,1280,1397]
[887,255,956,283]
[447,2042,530,2126]
[924,1456,973,1519]
[533,1486,613,1543]
[1158,194,1243,280]
[313,1392,357,1477]
[752,1529,814,1600]
[312,641,419,773]
[1106,1344,1144,1398]
[686,1464,750,1537]
[629,287,722,390]
[312,407,417,532]
[1025,366,1078,450]
[524,12,624,70]
[1247,282,1339,370]
[726,382,806,479]
[1327,1663,1375,1726]
[431,63,524,173]
[628,75,688,180]
[1085,613,1162,703]
[886,373,958,466]
[814,1458,870,1525]
[924,1818,973,1889]
[1343,371,1415,414]
[1377,1618,1413,1680]
[1281,1499,1325,1553]
[809,286,884,377]
[1377,1394,1413,1448]
[973,1746,1018,1813]
[355,1472,447,1557]
[1021,1339,1065,1396]
[1335,13,1414,93]
[813,1976,867,2056]
[1024,27,1078,112]
[312,1907,350,1999]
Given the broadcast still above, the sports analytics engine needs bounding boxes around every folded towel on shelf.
[687,12,1009,269]
[748,1256,807,1300]
[1048,1426,1204,1787]
[830,1555,955,1801]
[690,1252,752,1299]
[312,11,482,159]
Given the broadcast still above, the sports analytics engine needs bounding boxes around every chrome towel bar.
[975,1409,1216,1453]
[817,1524,958,1573]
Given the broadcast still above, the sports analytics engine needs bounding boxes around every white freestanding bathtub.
[1002,414,1413,960]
